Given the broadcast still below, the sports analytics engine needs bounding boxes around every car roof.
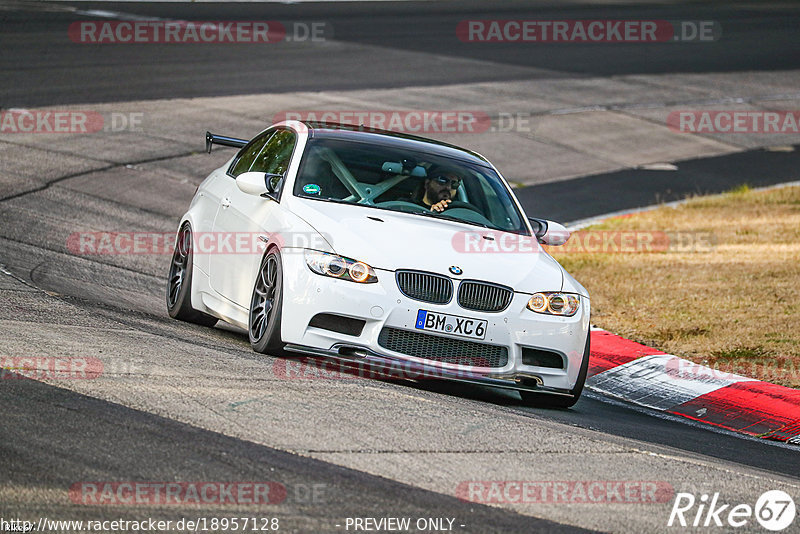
[300,121,492,168]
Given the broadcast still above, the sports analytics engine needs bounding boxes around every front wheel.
[520,330,590,409]
[166,223,218,327]
[248,249,286,355]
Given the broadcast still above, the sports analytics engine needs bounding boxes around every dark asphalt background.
[524,146,800,222]
[1,375,588,533]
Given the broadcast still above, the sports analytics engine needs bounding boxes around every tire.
[248,248,286,355]
[520,329,590,409]
[166,223,218,327]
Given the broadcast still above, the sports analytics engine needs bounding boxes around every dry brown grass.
[549,184,800,387]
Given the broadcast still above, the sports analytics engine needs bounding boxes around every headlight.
[304,250,378,284]
[527,292,580,316]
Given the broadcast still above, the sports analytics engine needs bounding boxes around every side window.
[251,129,296,191]
[228,129,273,178]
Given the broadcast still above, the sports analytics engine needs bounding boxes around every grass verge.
[549,184,800,388]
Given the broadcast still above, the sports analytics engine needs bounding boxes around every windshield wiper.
[437,213,492,229]
[298,196,353,206]
[411,210,494,230]
[298,196,519,234]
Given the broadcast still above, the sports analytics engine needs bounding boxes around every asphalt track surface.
[521,145,800,222]
[2,377,583,533]
[2,0,800,106]
[2,1,800,532]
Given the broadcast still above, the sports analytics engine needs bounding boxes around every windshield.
[292,137,528,235]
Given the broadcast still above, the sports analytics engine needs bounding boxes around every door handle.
[221,197,231,208]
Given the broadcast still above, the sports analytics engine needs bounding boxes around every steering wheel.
[374,200,431,214]
[445,200,483,214]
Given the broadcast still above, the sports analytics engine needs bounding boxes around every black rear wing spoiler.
[206,131,248,153]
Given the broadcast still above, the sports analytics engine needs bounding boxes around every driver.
[411,166,463,212]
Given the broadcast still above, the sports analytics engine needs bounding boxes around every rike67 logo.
[669,490,796,531]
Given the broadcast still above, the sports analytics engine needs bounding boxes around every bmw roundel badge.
[449,266,463,275]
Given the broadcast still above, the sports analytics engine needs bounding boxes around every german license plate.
[415,310,487,340]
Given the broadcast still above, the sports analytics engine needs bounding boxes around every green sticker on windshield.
[303,184,321,195]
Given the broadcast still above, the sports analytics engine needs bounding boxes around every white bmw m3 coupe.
[167,121,590,407]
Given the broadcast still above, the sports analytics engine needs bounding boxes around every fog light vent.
[309,313,366,337]
[521,347,564,369]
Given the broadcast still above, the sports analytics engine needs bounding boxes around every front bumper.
[280,250,590,392]
[283,343,574,396]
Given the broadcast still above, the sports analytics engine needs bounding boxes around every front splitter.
[284,343,573,397]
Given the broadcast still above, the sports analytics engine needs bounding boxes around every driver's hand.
[430,199,451,212]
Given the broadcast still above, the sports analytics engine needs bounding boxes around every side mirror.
[236,172,283,197]
[528,218,570,246]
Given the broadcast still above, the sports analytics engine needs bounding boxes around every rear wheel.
[248,249,286,355]
[520,330,590,409]
[166,223,217,326]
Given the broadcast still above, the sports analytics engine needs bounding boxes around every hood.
[289,199,564,293]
